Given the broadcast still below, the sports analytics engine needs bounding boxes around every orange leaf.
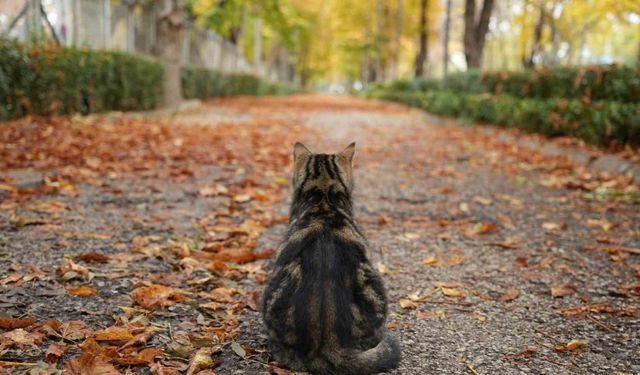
[131,284,185,310]
[66,285,97,297]
[0,317,36,330]
[93,326,135,342]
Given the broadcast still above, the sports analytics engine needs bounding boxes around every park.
[0,1,639,374]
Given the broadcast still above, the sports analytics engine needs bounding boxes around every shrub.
[392,65,640,103]
[0,39,164,120]
[364,89,640,146]
[181,67,298,99]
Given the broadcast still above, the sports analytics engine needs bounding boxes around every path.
[0,96,638,374]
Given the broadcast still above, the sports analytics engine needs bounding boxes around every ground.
[0,95,639,375]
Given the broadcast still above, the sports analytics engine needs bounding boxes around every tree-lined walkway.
[0,96,638,374]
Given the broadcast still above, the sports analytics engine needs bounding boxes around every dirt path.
[1,95,638,374]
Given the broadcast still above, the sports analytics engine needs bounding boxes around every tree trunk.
[414,0,428,77]
[523,3,544,68]
[442,0,452,88]
[392,0,403,80]
[154,0,184,109]
[463,0,495,69]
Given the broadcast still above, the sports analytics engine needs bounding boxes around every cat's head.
[291,142,356,198]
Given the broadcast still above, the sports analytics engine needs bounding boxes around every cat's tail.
[333,330,401,374]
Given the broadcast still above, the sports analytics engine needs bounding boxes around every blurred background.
[1,0,638,92]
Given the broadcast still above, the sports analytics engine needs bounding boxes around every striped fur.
[262,142,401,374]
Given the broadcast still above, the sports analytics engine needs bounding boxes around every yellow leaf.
[422,256,438,266]
[399,299,417,309]
[441,287,465,298]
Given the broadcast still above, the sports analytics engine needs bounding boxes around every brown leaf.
[93,326,135,342]
[43,320,91,341]
[551,284,576,298]
[66,285,97,297]
[131,284,185,309]
[246,290,261,311]
[465,222,497,236]
[2,328,45,347]
[46,343,67,364]
[441,287,465,298]
[399,299,418,309]
[204,287,237,303]
[422,256,439,266]
[554,339,589,352]
[498,288,520,302]
[0,317,36,330]
[76,252,110,263]
[186,347,216,375]
[64,352,122,375]
[150,363,182,375]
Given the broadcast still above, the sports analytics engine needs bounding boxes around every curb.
[420,113,640,186]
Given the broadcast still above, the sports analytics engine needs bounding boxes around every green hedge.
[182,67,297,99]
[366,89,640,146]
[0,39,164,120]
[380,65,640,103]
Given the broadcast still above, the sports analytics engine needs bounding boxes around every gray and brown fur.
[262,142,401,374]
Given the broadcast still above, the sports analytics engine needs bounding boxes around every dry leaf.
[399,299,418,309]
[498,288,520,302]
[46,343,67,364]
[441,287,465,298]
[0,317,36,330]
[131,284,185,309]
[465,222,497,236]
[555,339,589,352]
[93,326,135,341]
[66,285,97,297]
[551,284,576,298]
[186,347,215,375]
[422,256,439,266]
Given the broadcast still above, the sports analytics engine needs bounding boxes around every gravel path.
[1,95,638,375]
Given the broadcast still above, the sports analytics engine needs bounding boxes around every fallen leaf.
[399,299,418,309]
[0,317,36,330]
[131,284,185,309]
[416,309,446,319]
[441,287,465,298]
[465,222,497,236]
[542,222,566,232]
[46,343,67,364]
[554,339,589,352]
[498,288,520,302]
[551,284,576,298]
[66,285,97,297]
[422,256,439,266]
[64,352,122,375]
[93,326,135,342]
[76,252,110,263]
[186,347,216,375]
[231,341,246,358]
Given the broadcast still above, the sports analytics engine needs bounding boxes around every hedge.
[1,39,298,121]
[0,39,164,120]
[182,66,297,99]
[365,89,640,146]
[384,65,640,103]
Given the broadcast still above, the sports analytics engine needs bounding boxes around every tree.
[414,0,428,77]
[463,0,495,69]
[154,0,185,109]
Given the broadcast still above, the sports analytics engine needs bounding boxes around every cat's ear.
[293,142,312,161]
[292,142,312,186]
[338,142,356,165]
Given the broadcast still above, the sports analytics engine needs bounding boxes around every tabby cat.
[262,142,401,374]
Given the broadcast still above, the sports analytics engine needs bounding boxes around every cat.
[262,142,401,374]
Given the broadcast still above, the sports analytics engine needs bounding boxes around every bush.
[0,39,164,120]
[389,65,640,103]
[364,89,640,146]
[182,67,297,99]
